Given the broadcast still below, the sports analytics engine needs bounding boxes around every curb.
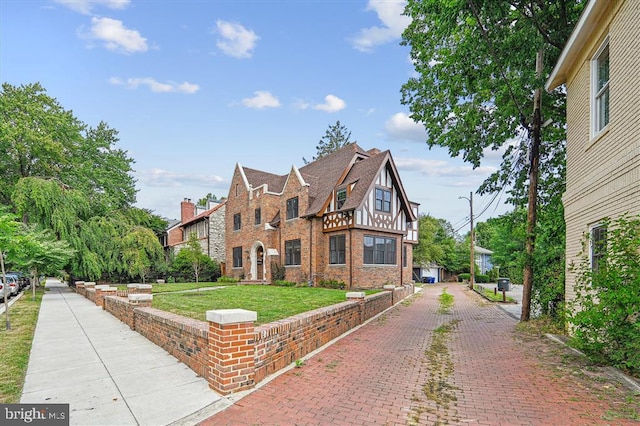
[545,333,640,393]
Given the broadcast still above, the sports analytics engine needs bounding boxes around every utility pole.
[521,48,544,321]
[460,192,475,290]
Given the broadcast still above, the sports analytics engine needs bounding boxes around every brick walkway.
[200,283,640,426]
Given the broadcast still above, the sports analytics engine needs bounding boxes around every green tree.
[0,83,135,211]
[120,226,164,284]
[15,225,74,301]
[0,209,21,329]
[305,120,355,163]
[414,215,458,271]
[401,1,584,320]
[2,83,167,282]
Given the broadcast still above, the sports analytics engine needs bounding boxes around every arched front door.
[256,245,264,280]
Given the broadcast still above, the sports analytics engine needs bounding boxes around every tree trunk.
[521,48,544,321]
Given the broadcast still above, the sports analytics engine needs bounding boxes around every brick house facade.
[224,144,419,289]
[165,198,227,264]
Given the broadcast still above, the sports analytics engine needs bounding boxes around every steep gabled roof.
[242,167,287,193]
[235,142,415,221]
[300,143,370,216]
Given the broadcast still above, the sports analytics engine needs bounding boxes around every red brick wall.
[253,300,361,383]
[104,296,137,329]
[252,284,413,385]
[134,307,210,378]
[225,167,282,281]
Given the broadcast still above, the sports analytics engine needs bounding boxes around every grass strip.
[0,288,44,403]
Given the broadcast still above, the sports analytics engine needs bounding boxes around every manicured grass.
[0,288,44,403]
[116,282,229,293]
[152,285,374,325]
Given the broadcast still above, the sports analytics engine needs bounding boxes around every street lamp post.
[459,192,475,290]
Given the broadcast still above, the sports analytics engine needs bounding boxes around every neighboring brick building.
[546,0,640,304]
[224,143,419,289]
[165,198,227,264]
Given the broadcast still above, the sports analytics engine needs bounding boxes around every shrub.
[475,274,489,283]
[271,262,285,281]
[458,273,470,282]
[488,268,499,282]
[568,215,640,377]
[318,279,346,290]
[216,276,239,283]
[272,280,296,287]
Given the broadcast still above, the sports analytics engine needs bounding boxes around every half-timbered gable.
[225,143,419,289]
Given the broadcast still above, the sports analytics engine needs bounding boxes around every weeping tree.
[2,82,167,282]
[401,0,584,320]
[120,226,164,284]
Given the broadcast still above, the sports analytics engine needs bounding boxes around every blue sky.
[1,0,511,231]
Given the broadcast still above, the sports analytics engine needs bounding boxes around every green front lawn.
[152,285,377,325]
[116,282,228,293]
[0,288,44,403]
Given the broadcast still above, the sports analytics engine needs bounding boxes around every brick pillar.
[383,284,396,304]
[207,309,257,395]
[137,284,153,294]
[128,293,153,330]
[346,291,366,324]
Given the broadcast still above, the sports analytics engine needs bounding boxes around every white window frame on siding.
[590,223,607,273]
[591,37,610,138]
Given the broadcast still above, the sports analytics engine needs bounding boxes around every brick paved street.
[200,283,640,426]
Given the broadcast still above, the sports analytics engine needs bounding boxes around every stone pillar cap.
[346,291,365,299]
[383,284,396,290]
[95,284,111,290]
[128,293,153,301]
[137,284,153,289]
[206,309,257,324]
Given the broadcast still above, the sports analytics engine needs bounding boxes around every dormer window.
[336,189,347,209]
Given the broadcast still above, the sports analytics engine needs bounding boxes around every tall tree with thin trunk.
[304,120,356,163]
[401,0,584,320]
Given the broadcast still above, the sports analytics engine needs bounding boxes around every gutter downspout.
[309,218,313,286]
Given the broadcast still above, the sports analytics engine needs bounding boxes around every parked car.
[8,271,30,290]
[0,280,10,302]
[3,275,19,297]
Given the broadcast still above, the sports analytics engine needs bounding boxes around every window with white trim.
[590,224,607,273]
[592,38,610,137]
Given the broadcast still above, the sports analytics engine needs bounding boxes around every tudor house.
[546,0,640,304]
[225,144,419,289]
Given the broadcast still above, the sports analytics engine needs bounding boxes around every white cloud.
[395,157,497,179]
[54,0,130,14]
[242,91,281,109]
[85,17,148,54]
[292,99,310,111]
[110,77,200,94]
[351,0,411,52]
[384,112,427,142]
[215,20,259,59]
[136,169,226,188]
[313,95,346,113]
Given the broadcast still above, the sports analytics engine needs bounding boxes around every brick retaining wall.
[74,282,414,394]
[134,307,210,378]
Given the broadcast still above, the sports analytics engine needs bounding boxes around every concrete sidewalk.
[20,278,225,426]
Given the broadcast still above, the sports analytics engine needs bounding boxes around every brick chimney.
[367,148,381,156]
[181,198,195,223]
